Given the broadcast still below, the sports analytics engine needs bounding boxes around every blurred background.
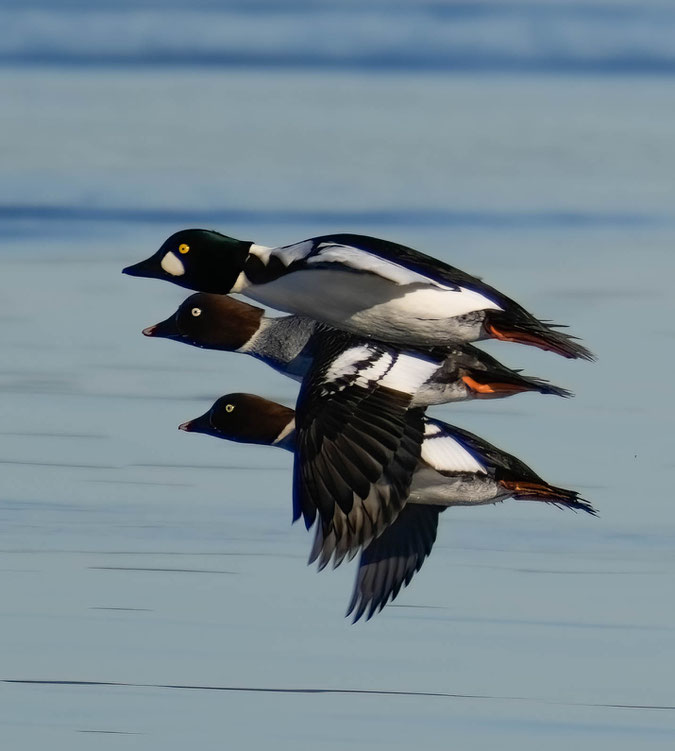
[1,1,674,749]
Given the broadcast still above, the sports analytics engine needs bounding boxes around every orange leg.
[485,321,560,355]
[461,375,530,397]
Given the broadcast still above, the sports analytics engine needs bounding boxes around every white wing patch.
[322,345,439,397]
[355,351,394,384]
[322,345,375,385]
[160,252,185,277]
[378,352,440,395]
[308,243,501,317]
[309,243,443,287]
[267,241,315,266]
[421,423,487,474]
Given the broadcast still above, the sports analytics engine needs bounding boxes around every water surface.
[1,2,674,748]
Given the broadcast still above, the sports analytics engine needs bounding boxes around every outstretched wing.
[346,504,441,623]
[293,331,439,551]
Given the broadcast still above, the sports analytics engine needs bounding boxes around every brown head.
[178,393,295,447]
[142,293,264,351]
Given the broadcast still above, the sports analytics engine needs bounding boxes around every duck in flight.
[179,392,595,622]
[142,293,572,405]
[123,230,594,359]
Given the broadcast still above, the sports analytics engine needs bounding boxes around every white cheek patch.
[160,252,185,277]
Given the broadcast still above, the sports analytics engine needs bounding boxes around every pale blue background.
[1,1,674,748]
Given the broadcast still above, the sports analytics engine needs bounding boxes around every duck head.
[179,393,295,447]
[123,229,252,293]
[142,293,264,351]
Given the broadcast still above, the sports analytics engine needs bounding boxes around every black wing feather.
[346,504,441,623]
[293,331,429,556]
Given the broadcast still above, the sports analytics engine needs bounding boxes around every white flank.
[421,424,487,474]
[395,285,501,319]
[378,352,440,395]
[322,345,374,384]
[160,251,185,277]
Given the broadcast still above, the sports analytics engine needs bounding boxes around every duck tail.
[484,311,595,361]
[500,479,597,515]
[518,376,573,398]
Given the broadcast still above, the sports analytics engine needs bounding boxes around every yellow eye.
[179,243,190,254]
[191,307,202,317]
[225,404,235,413]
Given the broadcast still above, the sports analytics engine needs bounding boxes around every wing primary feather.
[347,505,442,623]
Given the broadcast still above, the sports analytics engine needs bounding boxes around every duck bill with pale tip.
[142,316,182,340]
[178,413,212,435]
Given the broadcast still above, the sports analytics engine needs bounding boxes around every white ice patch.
[160,251,185,277]
[421,425,487,474]
[378,352,440,395]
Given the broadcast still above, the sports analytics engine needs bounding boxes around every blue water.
[2,2,675,749]
[2,1,675,73]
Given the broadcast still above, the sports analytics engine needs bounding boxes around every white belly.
[243,269,500,345]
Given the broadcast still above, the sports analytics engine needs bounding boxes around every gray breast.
[246,315,318,379]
